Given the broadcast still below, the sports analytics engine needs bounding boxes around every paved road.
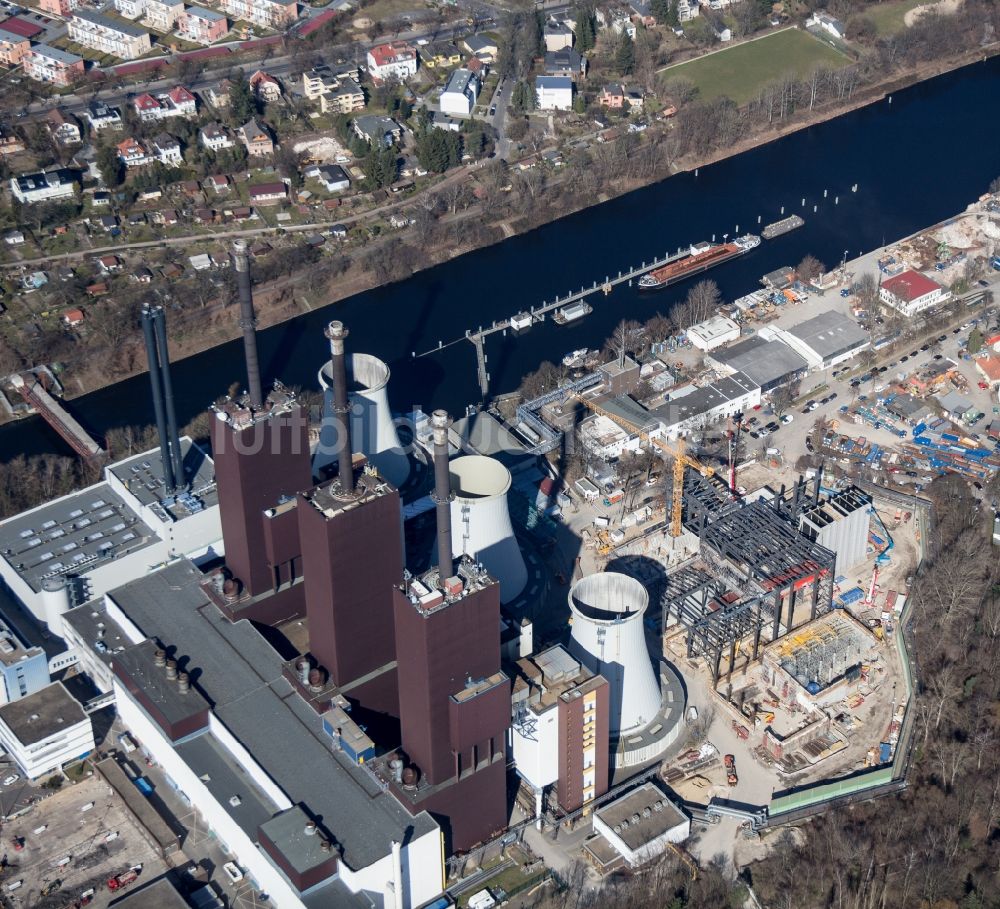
[488,74,514,160]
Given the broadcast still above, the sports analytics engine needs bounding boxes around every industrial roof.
[687,315,739,345]
[653,371,758,427]
[0,480,158,593]
[106,441,217,516]
[104,560,438,870]
[595,782,687,851]
[784,311,869,361]
[0,681,86,746]
[103,875,192,908]
[711,336,808,388]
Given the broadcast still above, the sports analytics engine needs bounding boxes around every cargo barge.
[761,214,804,240]
[552,301,593,324]
[638,234,760,291]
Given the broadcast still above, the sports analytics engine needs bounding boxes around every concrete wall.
[511,701,558,790]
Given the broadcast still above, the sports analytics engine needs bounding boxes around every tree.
[275,144,303,189]
[616,33,635,76]
[362,144,397,189]
[652,0,678,25]
[574,4,596,52]
[96,144,124,188]
[968,327,983,354]
[684,278,721,323]
[416,129,461,173]
[229,70,257,125]
[797,254,826,282]
[607,319,646,367]
[769,381,798,417]
[511,80,535,113]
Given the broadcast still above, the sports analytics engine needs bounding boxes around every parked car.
[223,863,244,885]
[3,774,20,786]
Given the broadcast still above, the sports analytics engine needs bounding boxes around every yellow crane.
[570,393,714,538]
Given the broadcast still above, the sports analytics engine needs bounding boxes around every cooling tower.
[317,351,410,487]
[568,573,661,735]
[449,456,527,603]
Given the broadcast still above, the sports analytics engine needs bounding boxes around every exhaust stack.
[152,308,184,490]
[141,304,175,493]
[431,410,453,584]
[232,239,263,410]
[325,321,354,497]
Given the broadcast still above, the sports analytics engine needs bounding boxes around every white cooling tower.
[568,573,661,735]
[317,352,410,487]
[449,455,527,603]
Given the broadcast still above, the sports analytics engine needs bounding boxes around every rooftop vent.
[229,795,242,807]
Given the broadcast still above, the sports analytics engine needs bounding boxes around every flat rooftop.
[301,469,396,519]
[654,371,758,426]
[0,481,158,593]
[105,876,191,909]
[513,645,605,712]
[595,782,687,851]
[712,336,808,388]
[209,383,301,430]
[0,615,43,668]
[102,560,437,870]
[0,681,85,746]
[784,310,869,360]
[107,437,218,517]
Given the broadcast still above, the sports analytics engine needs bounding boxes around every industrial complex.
[0,201,994,907]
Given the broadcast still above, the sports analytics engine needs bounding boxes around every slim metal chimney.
[431,409,453,584]
[152,306,185,490]
[141,303,175,493]
[325,320,354,497]
[232,239,263,410]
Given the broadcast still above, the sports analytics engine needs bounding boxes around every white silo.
[39,576,72,632]
[568,573,661,735]
[448,455,527,603]
[317,334,410,487]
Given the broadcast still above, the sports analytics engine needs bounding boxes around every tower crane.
[569,393,714,538]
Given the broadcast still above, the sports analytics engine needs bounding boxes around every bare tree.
[607,319,646,367]
[683,279,721,325]
[797,254,826,283]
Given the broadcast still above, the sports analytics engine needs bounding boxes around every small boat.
[562,348,590,368]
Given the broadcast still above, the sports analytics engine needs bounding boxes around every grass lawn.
[662,28,851,105]
[863,0,926,35]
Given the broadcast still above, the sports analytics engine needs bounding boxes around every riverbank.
[8,43,999,416]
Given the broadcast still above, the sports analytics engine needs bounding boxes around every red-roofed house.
[63,307,85,326]
[249,182,286,205]
[366,41,418,82]
[249,70,282,102]
[117,137,151,167]
[133,92,162,119]
[879,269,950,317]
[167,85,197,114]
[975,354,1000,388]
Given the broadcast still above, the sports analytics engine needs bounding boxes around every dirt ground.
[1,774,168,909]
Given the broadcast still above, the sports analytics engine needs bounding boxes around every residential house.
[0,26,30,66]
[152,133,182,165]
[133,266,154,283]
[463,34,497,63]
[366,41,418,82]
[68,11,152,60]
[423,41,461,69]
[208,79,233,108]
[543,19,573,52]
[97,254,123,274]
[220,0,298,29]
[200,122,234,151]
[352,114,402,147]
[628,0,655,26]
[133,85,198,121]
[4,230,25,245]
[544,47,586,80]
[44,109,82,146]
[711,22,732,41]
[880,270,951,317]
[975,353,1000,389]
[306,164,350,193]
[24,45,85,86]
[204,174,230,192]
[439,67,478,117]
[599,83,624,108]
[144,0,184,30]
[39,0,73,17]
[625,88,645,109]
[535,76,573,111]
[465,56,485,79]
[250,70,282,102]
[239,119,274,156]
[114,0,146,19]
[63,308,86,327]
[0,126,25,157]
[677,0,699,20]
[86,101,123,132]
[92,191,111,206]
[117,137,152,167]
[302,64,338,99]
[10,169,78,204]
[320,81,365,115]
[808,11,846,39]
[177,6,229,44]
[249,182,287,205]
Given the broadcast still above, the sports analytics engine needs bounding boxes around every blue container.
[879,742,892,763]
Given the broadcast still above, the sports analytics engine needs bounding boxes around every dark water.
[4,56,1000,463]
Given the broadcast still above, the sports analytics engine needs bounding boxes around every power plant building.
[799,485,872,573]
[510,646,610,816]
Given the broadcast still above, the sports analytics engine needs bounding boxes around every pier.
[10,373,105,463]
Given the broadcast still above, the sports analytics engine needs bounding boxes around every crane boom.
[569,393,713,537]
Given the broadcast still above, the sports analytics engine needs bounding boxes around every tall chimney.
[233,239,263,410]
[325,321,355,497]
[141,304,175,493]
[431,409,453,584]
[152,307,185,490]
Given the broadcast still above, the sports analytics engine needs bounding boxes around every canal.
[3,55,999,463]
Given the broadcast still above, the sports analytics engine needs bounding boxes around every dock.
[10,373,105,463]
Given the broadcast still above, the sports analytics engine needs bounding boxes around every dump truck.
[107,867,140,892]
[724,754,738,787]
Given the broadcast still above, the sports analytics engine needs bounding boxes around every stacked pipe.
[140,303,184,492]
[325,321,354,497]
[431,410,453,585]
[232,239,263,410]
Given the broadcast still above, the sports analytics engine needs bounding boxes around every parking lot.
[1,773,168,908]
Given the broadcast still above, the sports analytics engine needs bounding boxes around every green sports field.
[661,28,852,105]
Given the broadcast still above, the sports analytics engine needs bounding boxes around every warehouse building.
[708,335,808,393]
[771,311,870,370]
[685,315,740,352]
[654,372,761,439]
[592,782,689,867]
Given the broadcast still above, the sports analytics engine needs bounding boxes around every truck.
[731,720,749,740]
[107,867,140,892]
[602,489,624,506]
[724,754,738,787]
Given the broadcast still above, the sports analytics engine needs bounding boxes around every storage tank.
[448,456,527,603]
[567,572,660,735]
[317,351,410,487]
[39,576,72,630]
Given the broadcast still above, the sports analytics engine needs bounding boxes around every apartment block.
[69,10,152,60]
[0,26,30,66]
[25,44,85,86]
[143,0,183,32]
[220,0,297,30]
[177,5,228,44]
